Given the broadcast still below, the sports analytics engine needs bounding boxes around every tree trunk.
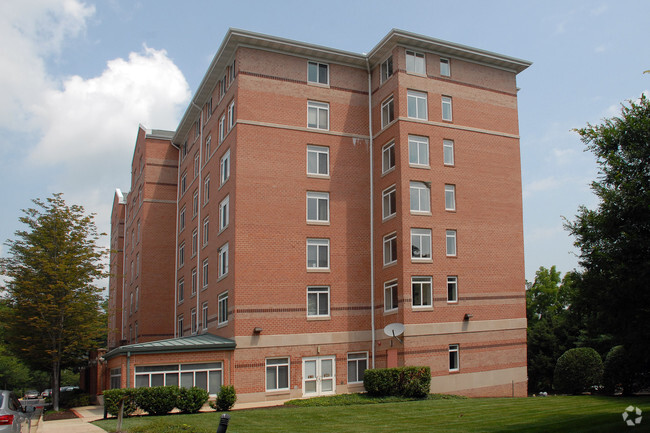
[52,361,60,412]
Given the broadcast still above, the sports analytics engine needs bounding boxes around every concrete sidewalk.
[40,406,106,433]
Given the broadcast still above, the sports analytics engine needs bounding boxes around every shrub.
[553,347,603,394]
[209,385,237,411]
[602,345,639,395]
[177,387,209,414]
[135,386,179,416]
[59,390,91,408]
[103,388,137,417]
[363,366,431,398]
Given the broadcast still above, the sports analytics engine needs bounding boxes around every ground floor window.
[449,344,459,371]
[134,362,223,394]
[110,368,121,389]
[266,357,289,391]
[347,352,367,384]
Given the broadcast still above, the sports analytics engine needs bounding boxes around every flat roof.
[104,333,236,359]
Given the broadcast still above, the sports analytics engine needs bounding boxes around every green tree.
[553,347,603,394]
[565,94,650,390]
[0,194,106,410]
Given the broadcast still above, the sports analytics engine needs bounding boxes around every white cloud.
[523,176,562,198]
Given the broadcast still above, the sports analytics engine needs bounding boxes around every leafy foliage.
[176,386,209,414]
[0,194,107,410]
[565,94,650,389]
[363,366,431,398]
[553,348,603,394]
[209,385,236,411]
[135,386,180,416]
[103,388,138,417]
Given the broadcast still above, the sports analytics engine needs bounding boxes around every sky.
[1,0,649,288]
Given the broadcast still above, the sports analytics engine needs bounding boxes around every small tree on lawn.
[0,194,106,411]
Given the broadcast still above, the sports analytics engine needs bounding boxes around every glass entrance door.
[303,356,335,396]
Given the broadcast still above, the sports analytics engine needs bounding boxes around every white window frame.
[191,228,198,256]
[383,233,397,266]
[410,181,431,213]
[180,172,187,195]
[220,149,230,185]
[384,280,398,312]
[307,145,329,177]
[219,114,226,143]
[204,175,210,204]
[411,276,432,308]
[449,344,460,371]
[442,96,453,121]
[445,185,456,211]
[408,135,429,167]
[178,243,185,268]
[382,141,395,174]
[219,196,229,232]
[307,286,330,318]
[307,101,329,130]
[308,61,329,85]
[202,301,209,330]
[381,96,394,128]
[191,308,197,334]
[446,230,457,256]
[203,216,209,246]
[411,228,432,261]
[380,56,393,83]
[347,352,368,384]
[193,190,199,217]
[440,58,450,77]
[307,191,329,223]
[447,276,458,303]
[443,139,455,166]
[228,101,235,130]
[382,185,396,220]
[407,90,428,120]
[218,243,229,278]
[178,279,184,303]
[191,268,197,296]
[266,358,290,391]
[218,291,228,325]
[194,151,200,178]
[307,238,330,270]
[179,207,186,232]
[202,258,209,289]
[177,315,184,337]
[406,50,426,75]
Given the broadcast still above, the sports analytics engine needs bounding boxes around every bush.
[103,388,137,417]
[363,366,431,398]
[209,385,237,411]
[59,389,91,408]
[135,386,179,416]
[553,347,603,394]
[177,387,209,414]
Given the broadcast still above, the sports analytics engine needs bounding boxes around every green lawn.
[93,395,650,433]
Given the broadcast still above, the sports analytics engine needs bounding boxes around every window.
[308,61,328,85]
[410,181,431,213]
[219,115,226,143]
[446,230,457,256]
[110,368,121,389]
[381,96,394,128]
[136,253,140,277]
[191,268,197,296]
[137,220,140,243]
[202,302,208,330]
[382,141,395,174]
[449,344,460,371]
[266,358,289,391]
[440,58,450,77]
[412,276,432,307]
[193,190,199,217]
[204,136,211,161]
[384,280,398,312]
[191,308,197,334]
[202,258,209,289]
[307,145,329,176]
[220,75,226,99]
[180,172,187,195]
[135,362,223,395]
[194,152,200,179]
[206,97,213,120]
[307,192,329,223]
[192,228,198,256]
[219,196,229,231]
[407,90,428,120]
[307,238,329,270]
[380,57,393,83]
[178,243,185,268]
[382,185,396,220]
[135,286,139,310]
[178,315,184,337]
[178,279,184,303]
[383,233,397,266]
[443,139,455,165]
[445,185,456,211]
[179,207,186,232]
[347,353,367,384]
[138,186,142,207]
[218,243,229,277]
[204,175,210,204]
[228,101,235,129]
[442,96,453,121]
[307,101,329,130]
[447,276,458,303]
[218,292,228,325]
[135,321,138,343]
[411,228,432,260]
[220,150,230,185]
[203,217,209,246]
[406,50,426,74]
[307,286,329,317]
[408,135,429,167]
[229,59,236,82]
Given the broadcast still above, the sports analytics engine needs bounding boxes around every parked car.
[40,389,51,398]
[21,391,38,400]
[0,390,29,432]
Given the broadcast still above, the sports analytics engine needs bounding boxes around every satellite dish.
[383,323,404,337]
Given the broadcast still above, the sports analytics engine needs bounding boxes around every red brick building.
[105,28,531,403]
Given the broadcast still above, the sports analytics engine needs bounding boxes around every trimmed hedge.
[553,347,603,395]
[103,388,138,417]
[104,386,211,417]
[135,386,179,416]
[177,387,209,414]
[209,385,237,411]
[363,366,431,398]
